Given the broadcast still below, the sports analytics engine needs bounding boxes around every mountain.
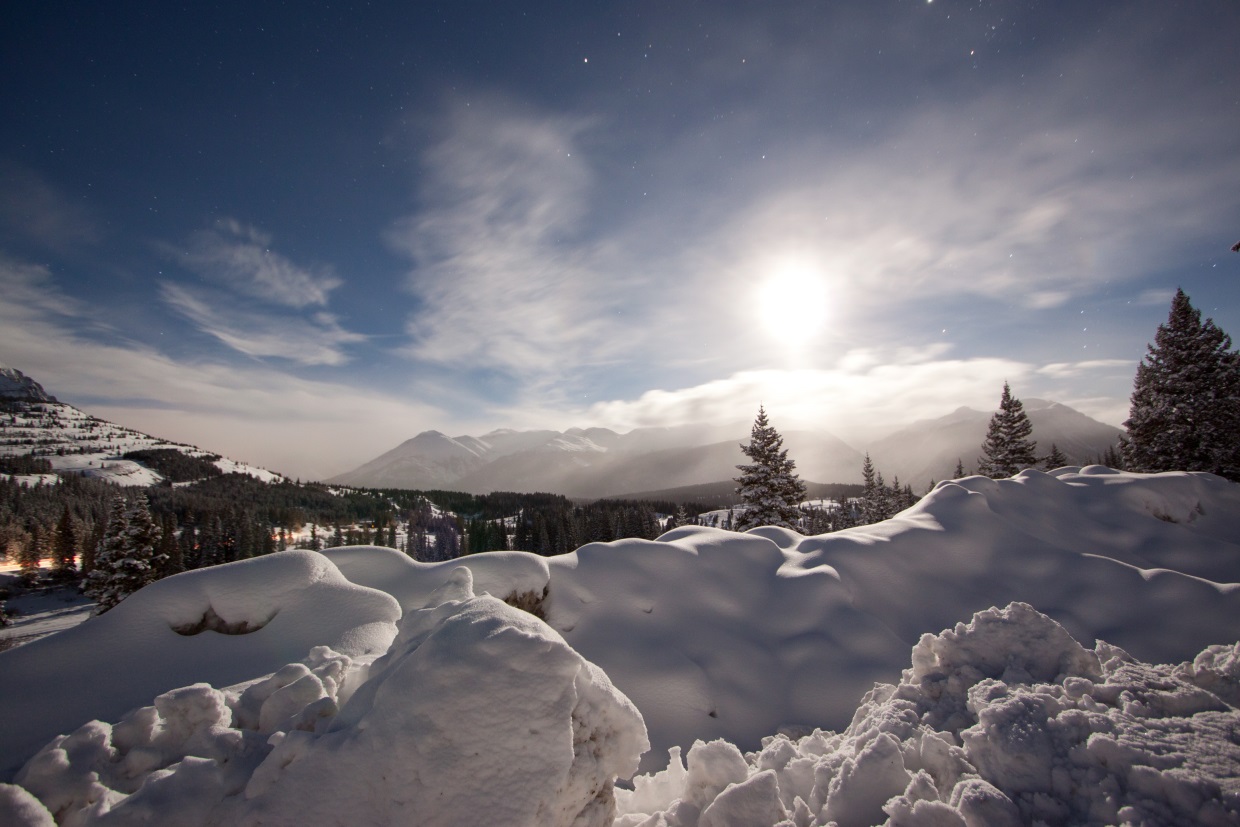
[334,400,1124,497]
[329,431,490,490]
[0,368,283,486]
[869,398,1125,487]
[0,364,57,403]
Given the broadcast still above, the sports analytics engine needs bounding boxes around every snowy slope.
[2,468,1238,825]
[0,399,284,485]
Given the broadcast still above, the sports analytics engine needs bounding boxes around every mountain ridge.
[333,401,1124,496]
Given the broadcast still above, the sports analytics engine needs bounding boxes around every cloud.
[0,164,102,249]
[1134,289,1175,308]
[1036,360,1133,380]
[159,283,365,366]
[566,349,1138,442]
[0,256,90,323]
[577,351,1033,441]
[160,220,364,366]
[389,100,628,380]
[177,219,342,309]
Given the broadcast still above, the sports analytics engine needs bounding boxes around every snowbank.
[9,569,647,827]
[615,602,1240,826]
[4,468,1240,823]
[319,469,1240,773]
[321,545,551,611]
[0,551,400,780]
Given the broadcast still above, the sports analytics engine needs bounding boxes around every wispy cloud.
[0,255,90,322]
[176,219,342,308]
[161,220,364,365]
[1037,360,1133,380]
[389,100,627,380]
[159,283,364,366]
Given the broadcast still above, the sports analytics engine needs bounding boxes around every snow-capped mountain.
[0,364,57,403]
[333,401,1123,495]
[0,370,283,486]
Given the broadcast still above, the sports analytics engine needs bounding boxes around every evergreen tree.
[85,495,164,614]
[17,522,42,586]
[1044,443,1068,470]
[51,506,78,582]
[977,382,1038,478]
[954,458,966,479]
[734,406,807,531]
[1122,288,1240,479]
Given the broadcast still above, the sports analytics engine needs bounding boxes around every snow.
[0,550,400,779]
[614,603,1240,826]
[0,400,285,486]
[2,468,1240,824]
[10,573,647,827]
[0,582,94,649]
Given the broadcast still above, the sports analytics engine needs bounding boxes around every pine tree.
[860,452,878,521]
[977,382,1038,478]
[1044,443,1068,470]
[52,506,78,582]
[1122,288,1240,479]
[17,522,43,586]
[734,406,807,531]
[85,495,164,614]
[954,458,966,479]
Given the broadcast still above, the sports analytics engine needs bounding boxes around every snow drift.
[0,551,400,779]
[320,468,1240,771]
[2,468,1239,824]
[7,569,647,827]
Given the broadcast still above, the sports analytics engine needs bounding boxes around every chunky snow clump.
[615,602,1240,827]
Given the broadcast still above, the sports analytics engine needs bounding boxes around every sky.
[3,1,1240,481]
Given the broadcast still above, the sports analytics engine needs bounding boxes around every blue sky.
[3,1,1239,480]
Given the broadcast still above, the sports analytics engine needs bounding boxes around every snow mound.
[320,545,551,611]
[317,470,1240,774]
[617,602,1240,827]
[9,572,648,827]
[0,551,400,780]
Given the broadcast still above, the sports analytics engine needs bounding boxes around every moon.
[757,260,830,346]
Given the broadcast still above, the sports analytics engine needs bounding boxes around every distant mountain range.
[331,399,1125,497]
[1,364,1127,498]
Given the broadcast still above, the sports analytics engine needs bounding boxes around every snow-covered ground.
[1,468,1238,825]
[0,579,94,651]
[1,401,284,485]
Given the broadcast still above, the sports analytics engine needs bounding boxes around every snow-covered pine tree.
[1122,288,1240,479]
[85,495,164,614]
[977,382,1038,479]
[734,406,807,531]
